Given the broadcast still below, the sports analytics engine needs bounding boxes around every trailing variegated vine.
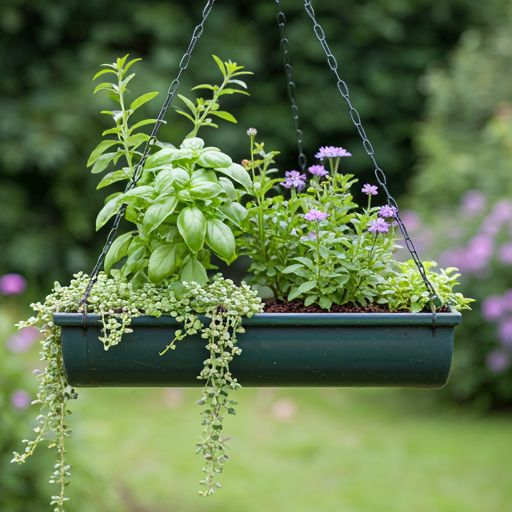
[12,272,262,509]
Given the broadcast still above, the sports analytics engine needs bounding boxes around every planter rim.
[53,311,462,327]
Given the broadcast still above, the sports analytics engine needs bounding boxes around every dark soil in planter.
[262,299,451,314]
[96,300,450,316]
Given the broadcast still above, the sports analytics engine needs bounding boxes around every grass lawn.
[63,385,512,512]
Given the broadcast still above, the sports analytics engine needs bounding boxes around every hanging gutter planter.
[54,312,460,388]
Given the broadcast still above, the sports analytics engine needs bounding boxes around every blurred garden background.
[1,0,512,510]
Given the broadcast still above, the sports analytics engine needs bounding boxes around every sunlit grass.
[65,385,512,512]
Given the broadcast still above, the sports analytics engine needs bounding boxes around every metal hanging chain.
[303,0,442,320]
[80,0,216,316]
[276,0,307,174]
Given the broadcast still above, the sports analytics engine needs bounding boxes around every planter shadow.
[53,312,461,389]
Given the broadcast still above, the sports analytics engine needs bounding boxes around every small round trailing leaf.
[198,151,232,169]
[178,206,206,253]
[180,256,208,285]
[181,137,204,150]
[148,244,181,282]
[206,219,236,263]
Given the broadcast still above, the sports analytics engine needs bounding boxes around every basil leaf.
[143,195,178,234]
[198,151,232,169]
[215,163,252,192]
[206,219,236,263]
[104,231,136,274]
[177,206,206,253]
[148,244,181,282]
[180,256,208,285]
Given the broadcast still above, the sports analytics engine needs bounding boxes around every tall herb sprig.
[87,56,254,287]
[176,55,252,137]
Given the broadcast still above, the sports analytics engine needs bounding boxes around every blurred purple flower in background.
[486,350,511,373]
[498,318,512,349]
[400,210,422,231]
[498,243,512,265]
[482,295,503,321]
[6,327,40,353]
[10,390,31,410]
[460,190,487,215]
[0,273,27,295]
[491,199,512,222]
[442,235,493,274]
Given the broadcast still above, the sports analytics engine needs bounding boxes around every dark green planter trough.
[53,312,461,389]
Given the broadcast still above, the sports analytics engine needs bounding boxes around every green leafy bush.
[407,14,512,407]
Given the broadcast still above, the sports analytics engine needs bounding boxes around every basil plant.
[88,55,253,286]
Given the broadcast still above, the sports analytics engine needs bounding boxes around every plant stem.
[190,73,231,138]
[117,72,135,179]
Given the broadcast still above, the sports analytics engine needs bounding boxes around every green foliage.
[177,55,252,137]
[1,0,509,293]
[13,272,262,506]
[378,260,474,313]
[90,56,252,286]
[406,13,512,407]
[410,18,512,210]
[240,134,470,311]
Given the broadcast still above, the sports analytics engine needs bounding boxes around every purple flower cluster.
[437,199,512,275]
[481,290,512,372]
[461,190,487,215]
[281,170,306,189]
[315,146,352,161]
[362,184,378,196]
[0,273,26,295]
[304,209,329,222]
[379,205,398,218]
[368,217,389,234]
[308,165,328,176]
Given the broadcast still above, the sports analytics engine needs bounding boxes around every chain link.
[276,1,307,173]
[303,0,442,325]
[80,0,216,319]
